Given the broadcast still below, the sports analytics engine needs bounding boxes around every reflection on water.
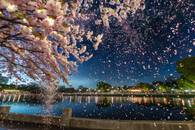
[96,97,111,108]
[0,96,195,120]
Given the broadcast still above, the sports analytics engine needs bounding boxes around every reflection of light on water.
[8,95,11,102]
[13,95,16,102]
[111,97,114,104]
[65,96,69,101]
[95,96,98,104]
[143,96,147,104]
[151,97,154,104]
[98,96,195,107]
[61,96,64,102]
[87,96,91,103]
[163,98,168,105]
[69,96,72,103]
[127,96,131,102]
[191,98,195,105]
[2,95,195,121]
[78,96,81,103]
[138,97,142,104]
[4,94,195,108]
[187,100,192,107]
[181,99,185,106]
[119,97,122,102]
[4,95,195,110]
[17,95,21,102]
[2,95,6,102]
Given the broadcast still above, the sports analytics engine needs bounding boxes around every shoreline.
[60,93,195,97]
[0,92,195,97]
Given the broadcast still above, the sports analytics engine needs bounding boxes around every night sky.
[69,0,195,88]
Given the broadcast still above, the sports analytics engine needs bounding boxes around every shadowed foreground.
[0,106,195,130]
[0,121,85,130]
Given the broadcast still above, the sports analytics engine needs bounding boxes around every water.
[0,96,194,120]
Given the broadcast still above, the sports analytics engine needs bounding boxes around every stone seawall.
[0,106,194,130]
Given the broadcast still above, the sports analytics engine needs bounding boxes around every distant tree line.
[0,57,195,93]
[96,57,195,93]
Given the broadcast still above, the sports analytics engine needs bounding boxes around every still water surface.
[0,96,195,120]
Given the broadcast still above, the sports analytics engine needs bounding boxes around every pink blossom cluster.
[0,0,143,83]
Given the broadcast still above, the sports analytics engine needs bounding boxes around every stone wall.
[70,118,195,130]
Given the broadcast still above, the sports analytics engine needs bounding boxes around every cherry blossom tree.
[0,0,144,84]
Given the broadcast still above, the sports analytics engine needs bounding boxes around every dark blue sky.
[69,0,195,88]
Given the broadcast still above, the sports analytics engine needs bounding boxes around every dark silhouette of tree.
[123,85,129,90]
[78,85,88,92]
[96,81,112,92]
[96,97,111,108]
[176,57,195,77]
[176,57,195,90]
[136,82,154,91]
[164,76,179,89]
